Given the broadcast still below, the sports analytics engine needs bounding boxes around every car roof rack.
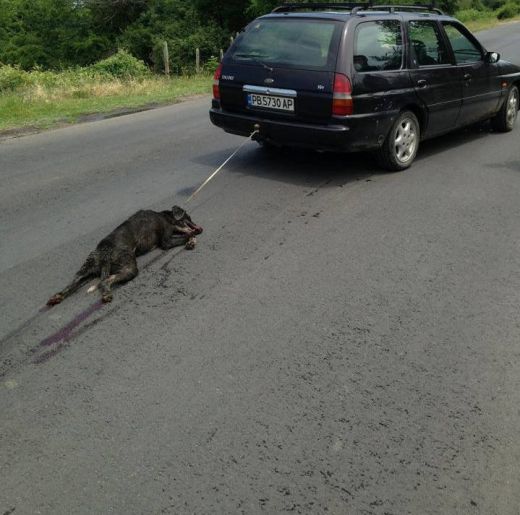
[272,2,443,15]
[367,3,444,14]
[272,2,372,13]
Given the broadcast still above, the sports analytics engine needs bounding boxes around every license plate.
[248,93,294,112]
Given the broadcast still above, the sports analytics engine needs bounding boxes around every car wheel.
[492,85,519,133]
[376,111,420,171]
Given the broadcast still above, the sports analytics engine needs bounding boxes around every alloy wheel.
[507,88,519,127]
[394,118,417,164]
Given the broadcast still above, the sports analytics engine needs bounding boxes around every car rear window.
[229,18,342,71]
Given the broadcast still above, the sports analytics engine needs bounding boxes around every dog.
[47,206,202,305]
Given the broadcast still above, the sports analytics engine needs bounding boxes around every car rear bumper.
[209,106,397,152]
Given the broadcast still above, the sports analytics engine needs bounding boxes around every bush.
[495,1,520,19]
[457,0,485,9]
[455,7,492,22]
[0,63,139,94]
[204,55,220,74]
[0,64,30,92]
[485,0,504,8]
[88,50,149,79]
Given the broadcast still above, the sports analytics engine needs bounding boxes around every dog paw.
[47,293,64,306]
[102,293,113,303]
[185,237,196,250]
[87,282,99,294]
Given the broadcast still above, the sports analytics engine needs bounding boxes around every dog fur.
[47,206,202,305]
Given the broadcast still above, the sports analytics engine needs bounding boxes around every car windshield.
[229,18,342,71]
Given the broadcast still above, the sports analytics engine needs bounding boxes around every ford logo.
[264,78,275,85]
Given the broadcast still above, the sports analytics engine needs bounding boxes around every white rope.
[185,130,258,204]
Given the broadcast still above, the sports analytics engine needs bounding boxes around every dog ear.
[171,205,186,221]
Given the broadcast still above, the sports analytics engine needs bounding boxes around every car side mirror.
[485,51,500,64]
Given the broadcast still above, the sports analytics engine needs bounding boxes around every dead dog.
[47,206,202,305]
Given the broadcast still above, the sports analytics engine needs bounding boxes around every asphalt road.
[1,23,520,515]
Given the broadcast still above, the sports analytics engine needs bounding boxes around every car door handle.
[417,79,428,88]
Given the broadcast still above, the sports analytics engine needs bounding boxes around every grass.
[0,74,212,132]
[465,14,520,32]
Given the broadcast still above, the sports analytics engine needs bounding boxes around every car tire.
[375,111,420,171]
[492,85,519,133]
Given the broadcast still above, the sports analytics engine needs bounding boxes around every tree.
[247,0,279,17]
[119,0,227,71]
[0,0,111,68]
[193,0,250,32]
[86,0,150,34]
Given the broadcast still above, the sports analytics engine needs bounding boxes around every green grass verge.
[0,75,211,132]
[465,14,520,32]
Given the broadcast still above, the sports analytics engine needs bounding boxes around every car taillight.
[213,63,223,100]
[332,73,353,116]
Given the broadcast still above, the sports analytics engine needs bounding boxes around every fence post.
[230,36,234,45]
[196,47,200,74]
[220,49,224,61]
[163,41,170,76]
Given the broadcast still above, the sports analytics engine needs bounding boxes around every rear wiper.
[233,53,274,72]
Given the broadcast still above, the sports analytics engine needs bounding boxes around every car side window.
[443,23,482,64]
[354,20,403,72]
[408,21,450,67]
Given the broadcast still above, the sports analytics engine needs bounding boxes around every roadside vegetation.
[0,51,213,131]
[455,0,520,30]
[0,0,519,133]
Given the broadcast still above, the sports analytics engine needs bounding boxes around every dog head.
[171,205,203,235]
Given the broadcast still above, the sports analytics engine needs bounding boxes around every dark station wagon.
[209,2,520,170]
